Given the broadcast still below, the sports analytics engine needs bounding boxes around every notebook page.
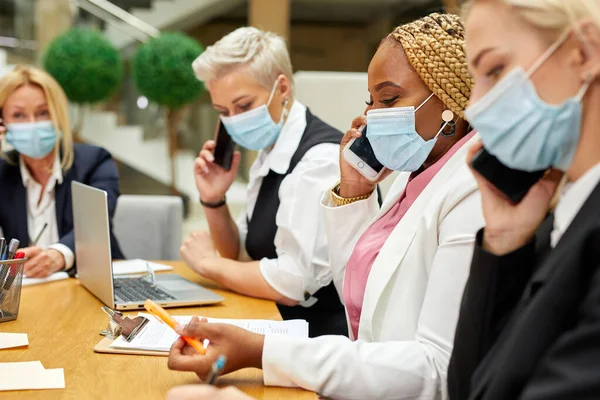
[204,318,309,339]
[22,272,69,287]
[110,314,308,352]
[112,260,173,275]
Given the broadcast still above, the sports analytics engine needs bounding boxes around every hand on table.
[20,246,65,278]
[180,231,219,276]
[339,114,392,198]
[168,316,264,379]
[167,385,252,400]
[466,141,564,255]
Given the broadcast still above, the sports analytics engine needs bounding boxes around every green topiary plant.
[43,28,123,139]
[44,28,123,104]
[133,33,205,191]
[133,32,205,109]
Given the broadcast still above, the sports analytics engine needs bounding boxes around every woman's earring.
[282,98,290,120]
[440,110,455,137]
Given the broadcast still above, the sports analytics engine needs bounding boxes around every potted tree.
[43,28,123,139]
[132,32,205,193]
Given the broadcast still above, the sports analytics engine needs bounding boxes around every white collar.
[259,100,308,175]
[552,162,600,247]
[19,155,63,189]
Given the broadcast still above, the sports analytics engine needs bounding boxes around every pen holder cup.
[0,259,25,323]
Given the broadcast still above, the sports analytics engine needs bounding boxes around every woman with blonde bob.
[0,65,123,277]
[179,27,347,337]
[449,0,600,399]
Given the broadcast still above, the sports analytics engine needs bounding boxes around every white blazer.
[261,135,485,400]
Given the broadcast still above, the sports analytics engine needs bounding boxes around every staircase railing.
[72,0,159,42]
[0,36,37,51]
[73,1,193,195]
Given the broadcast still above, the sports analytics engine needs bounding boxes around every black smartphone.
[213,120,235,171]
[470,148,546,204]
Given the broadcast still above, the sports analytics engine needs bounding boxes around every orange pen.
[144,299,206,355]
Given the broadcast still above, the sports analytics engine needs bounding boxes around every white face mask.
[220,79,288,151]
[5,121,59,159]
[465,30,592,172]
[366,93,451,171]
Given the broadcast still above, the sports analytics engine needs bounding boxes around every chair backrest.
[113,195,183,261]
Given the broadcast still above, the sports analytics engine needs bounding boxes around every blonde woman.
[0,65,123,277]
[168,14,484,400]
[179,27,347,337]
[449,1,600,399]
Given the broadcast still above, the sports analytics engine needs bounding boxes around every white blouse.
[236,100,341,302]
[19,157,74,270]
[552,162,600,247]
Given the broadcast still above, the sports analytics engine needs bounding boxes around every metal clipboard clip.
[99,306,150,342]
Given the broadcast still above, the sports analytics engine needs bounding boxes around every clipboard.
[95,306,169,356]
[93,337,168,357]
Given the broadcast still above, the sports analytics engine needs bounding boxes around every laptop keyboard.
[114,278,176,303]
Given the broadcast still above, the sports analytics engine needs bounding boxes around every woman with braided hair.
[166,13,483,400]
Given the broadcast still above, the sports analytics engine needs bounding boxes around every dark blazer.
[0,144,124,272]
[448,181,600,400]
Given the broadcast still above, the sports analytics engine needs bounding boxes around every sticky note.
[0,333,28,349]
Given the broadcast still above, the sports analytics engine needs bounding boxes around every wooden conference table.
[1,262,316,400]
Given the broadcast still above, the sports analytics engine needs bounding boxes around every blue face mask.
[5,120,59,159]
[367,93,449,172]
[465,31,591,172]
[220,80,288,151]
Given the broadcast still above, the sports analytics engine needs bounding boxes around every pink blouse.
[343,131,476,339]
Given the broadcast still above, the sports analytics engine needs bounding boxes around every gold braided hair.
[389,13,473,119]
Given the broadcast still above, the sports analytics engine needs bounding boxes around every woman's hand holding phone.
[194,140,241,203]
[339,115,391,198]
[467,141,563,256]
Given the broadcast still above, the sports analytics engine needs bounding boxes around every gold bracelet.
[330,182,371,206]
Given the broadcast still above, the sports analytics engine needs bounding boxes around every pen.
[206,355,227,385]
[0,264,7,290]
[0,252,25,304]
[0,238,6,285]
[31,223,48,246]
[143,299,207,355]
[0,238,15,286]
[6,239,19,261]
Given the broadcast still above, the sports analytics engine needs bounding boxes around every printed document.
[110,313,309,352]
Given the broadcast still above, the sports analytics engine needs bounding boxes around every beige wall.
[35,0,73,60]
[249,0,290,41]
[292,23,370,72]
[188,22,371,75]
[443,0,460,14]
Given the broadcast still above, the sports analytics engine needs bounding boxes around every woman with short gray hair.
[179,26,347,337]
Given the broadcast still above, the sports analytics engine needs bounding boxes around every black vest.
[246,109,348,338]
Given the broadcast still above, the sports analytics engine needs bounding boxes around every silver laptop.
[72,181,223,310]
